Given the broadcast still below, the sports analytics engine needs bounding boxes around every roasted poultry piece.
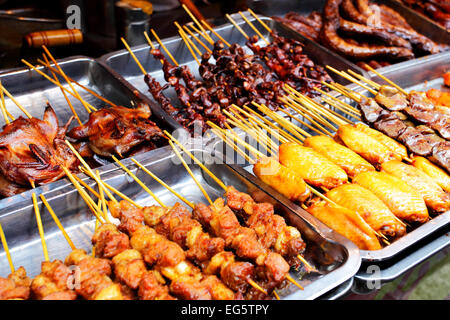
[253,157,311,203]
[326,184,406,238]
[279,142,348,189]
[307,200,381,250]
[0,267,31,300]
[0,104,78,193]
[412,156,450,193]
[336,124,401,167]
[68,104,163,158]
[353,171,429,223]
[303,135,375,179]
[381,160,450,213]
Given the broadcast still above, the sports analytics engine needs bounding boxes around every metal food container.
[248,0,450,71]
[99,13,368,128]
[0,144,361,300]
[0,56,173,206]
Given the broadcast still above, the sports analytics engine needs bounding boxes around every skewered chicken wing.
[278,142,348,189]
[354,123,408,160]
[336,124,401,167]
[353,171,429,223]
[412,156,450,193]
[307,200,381,250]
[253,157,311,202]
[304,135,375,179]
[326,184,406,238]
[381,160,450,213]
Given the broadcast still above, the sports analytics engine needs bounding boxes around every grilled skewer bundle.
[273,0,447,70]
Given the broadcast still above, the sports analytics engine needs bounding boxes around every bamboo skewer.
[0,82,12,124]
[41,54,82,126]
[238,11,270,45]
[183,25,212,53]
[151,29,179,66]
[225,14,249,40]
[30,181,49,262]
[40,194,76,250]
[168,140,213,205]
[0,83,32,119]
[321,97,361,120]
[175,21,203,58]
[278,106,328,137]
[96,170,109,221]
[37,57,119,109]
[315,87,360,115]
[177,26,200,65]
[187,24,214,45]
[0,223,14,273]
[346,69,381,90]
[247,9,272,33]
[131,158,195,209]
[211,127,255,163]
[21,59,97,112]
[181,4,214,44]
[326,65,377,96]
[42,46,93,115]
[201,20,231,47]
[121,37,148,75]
[112,155,166,208]
[363,64,407,95]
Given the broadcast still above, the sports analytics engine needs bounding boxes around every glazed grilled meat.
[0,267,31,300]
[67,104,163,158]
[0,104,78,191]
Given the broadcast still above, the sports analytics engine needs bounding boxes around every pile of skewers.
[124,7,333,134]
[272,0,448,70]
[0,132,313,300]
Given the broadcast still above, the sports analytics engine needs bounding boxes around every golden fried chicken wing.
[353,171,429,223]
[412,156,450,193]
[307,201,381,250]
[336,124,401,167]
[278,142,348,189]
[326,184,406,238]
[304,135,375,179]
[381,160,450,213]
[253,157,311,202]
[354,123,408,160]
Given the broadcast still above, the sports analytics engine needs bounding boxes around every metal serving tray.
[249,0,450,70]
[0,56,173,207]
[0,144,361,300]
[99,13,367,127]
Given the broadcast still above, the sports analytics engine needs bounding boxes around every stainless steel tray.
[99,13,368,127]
[249,0,450,70]
[0,56,174,207]
[0,144,361,300]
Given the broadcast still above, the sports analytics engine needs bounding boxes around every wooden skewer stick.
[226,118,275,156]
[0,83,32,118]
[150,29,179,66]
[78,166,143,210]
[112,155,166,208]
[0,82,13,124]
[321,81,359,102]
[40,194,76,250]
[61,167,106,223]
[225,14,249,40]
[21,59,97,112]
[131,158,194,209]
[187,24,214,45]
[177,27,200,65]
[200,20,231,47]
[278,106,328,137]
[238,11,270,45]
[42,46,93,114]
[296,254,317,273]
[286,274,304,290]
[0,223,14,273]
[281,97,334,136]
[181,4,214,44]
[247,8,272,33]
[37,57,119,109]
[183,25,212,53]
[30,181,49,262]
[121,37,148,75]
[321,97,361,120]
[326,66,377,96]
[164,130,228,191]
[95,170,110,223]
[41,54,82,126]
[168,139,213,205]
[273,291,281,300]
[363,64,407,95]
[211,127,255,164]
[302,93,352,126]
[315,87,360,115]
[346,69,381,90]
[175,22,203,57]
[71,174,100,199]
